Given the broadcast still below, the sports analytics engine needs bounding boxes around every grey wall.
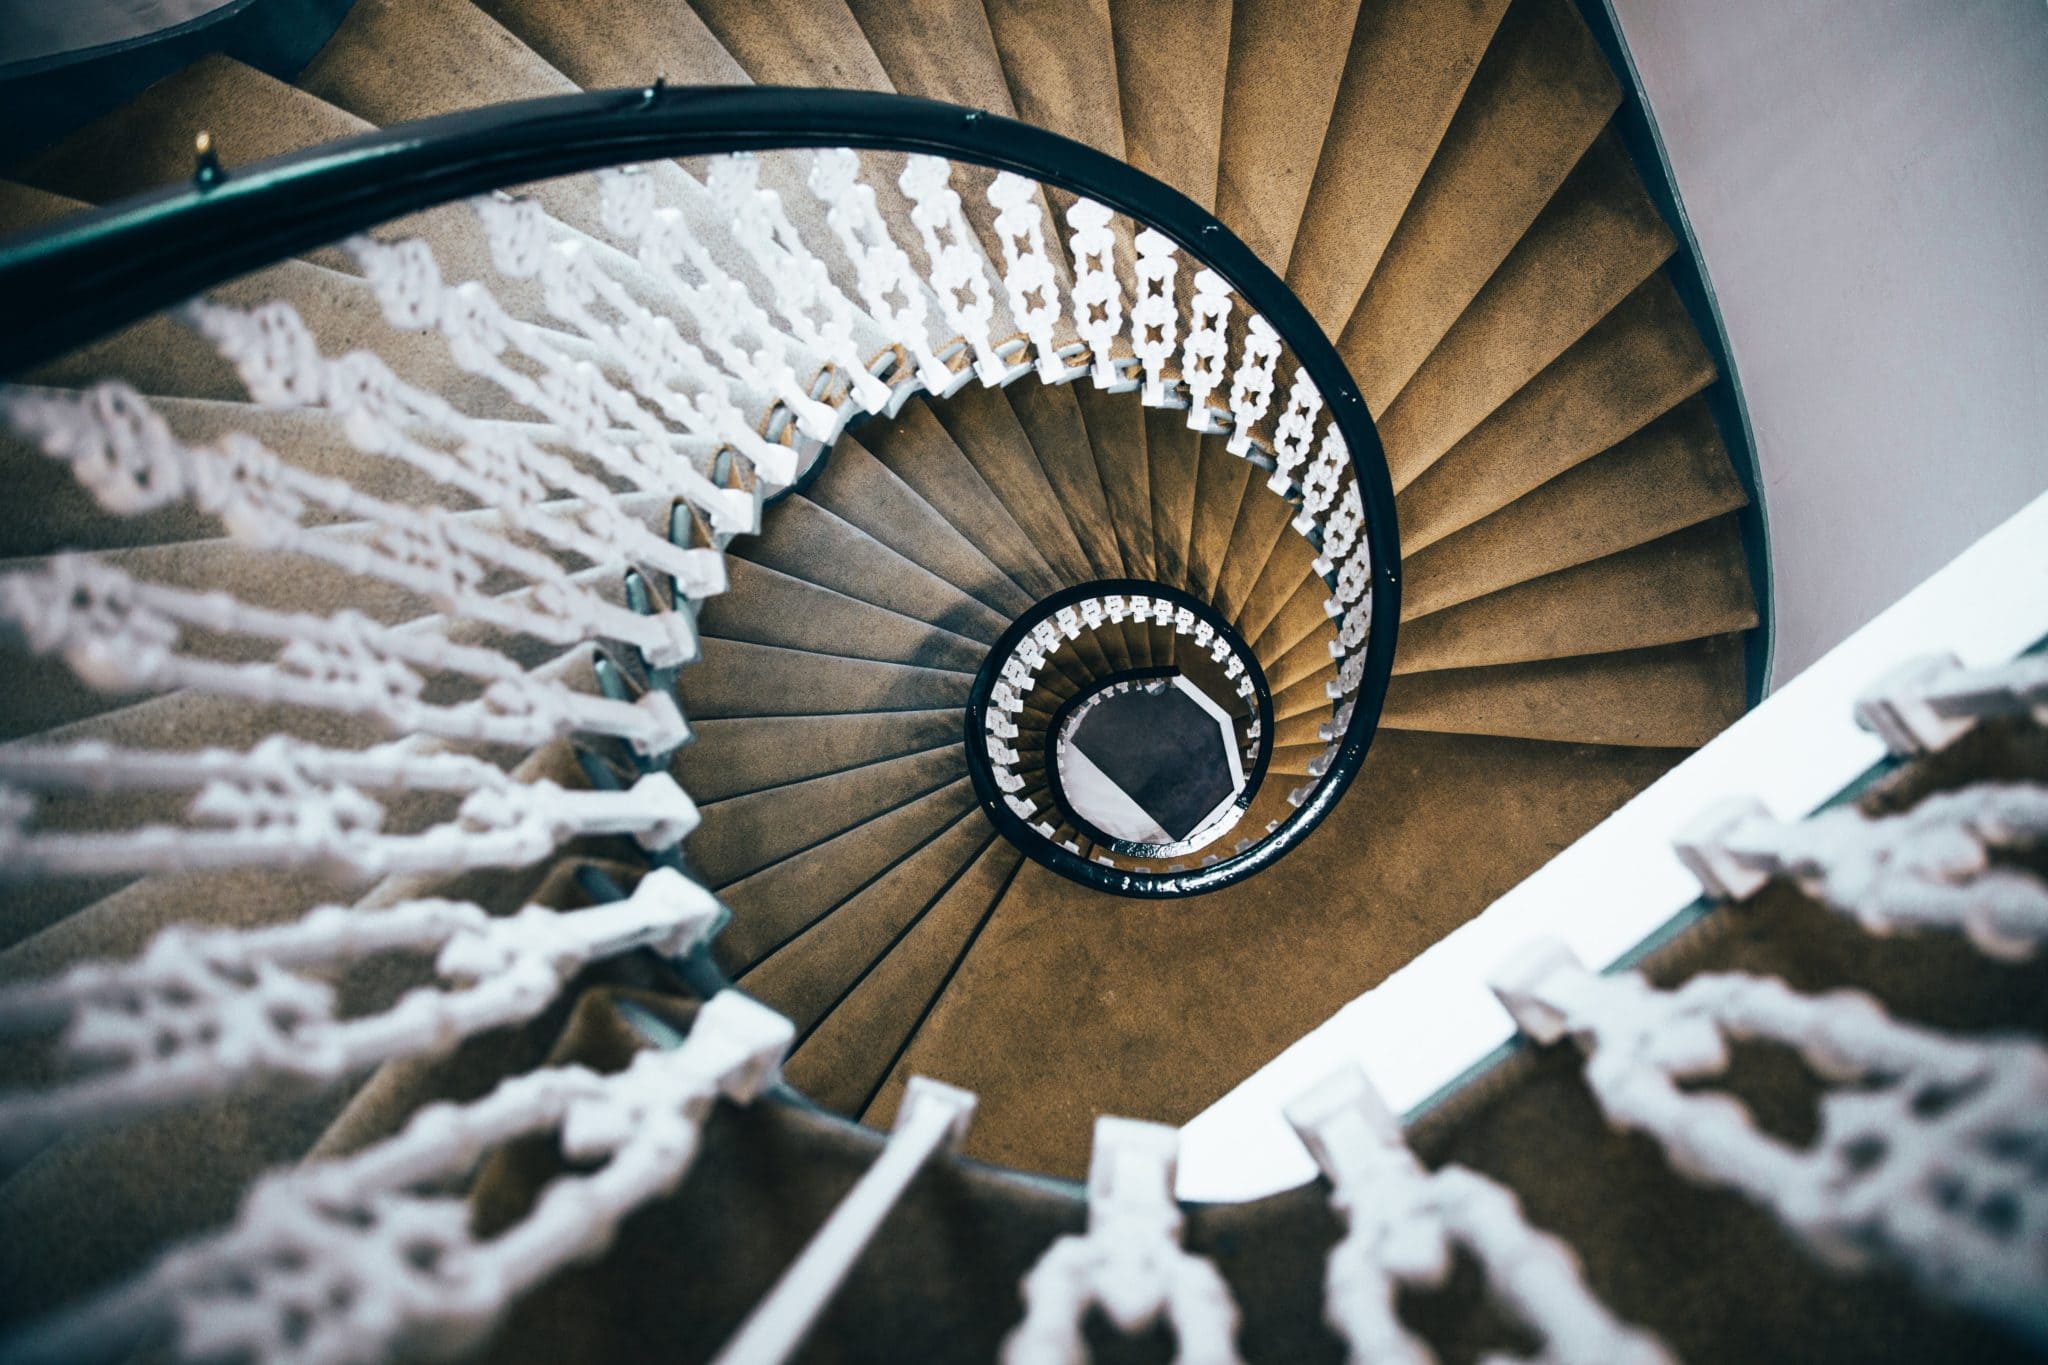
[1608,0,2048,685]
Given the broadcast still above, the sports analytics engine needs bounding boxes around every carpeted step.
[1107,0,1231,211]
[1069,383,1157,586]
[737,495,1013,646]
[698,558,988,673]
[856,727,1685,1175]
[1233,525,1324,647]
[1395,273,1716,551]
[1185,435,1255,603]
[1005,381,1127,581]
[1338,0,1619,413]
[853,401,1067,601]
[1401,395,1746,618]
[801,436,1037,621]
[923,383,1094,586]
[673,637,974,719]
[473,0,748,87]
[713,777,980,972]
[1378,633,1747,746]
[687,744,968,888]
[1210,0,1360,275]
[1285,0,1511,336]
[1211,477,1299,625]
[738,807,995,1039]
[675,710,963,804]
[1264,628,1341,698]
[1395,515,1756,673]
[1144,407,1203,589]
[1251,575,1336,669]
[1374,131,1677,490]
[981,0,1127,161]
[852,838,1029,1127]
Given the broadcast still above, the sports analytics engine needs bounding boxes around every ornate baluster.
[1003,1117,1243,1365]
[1130,229,1182,408]
[0,992,793,1365]
[809,148,962,398]
[1854,651,2048,756]
[1675,784,2048,961]
[596,175,839,452]
[713,1077,977,1365]
[1267,367,1322,496]
[1294,424,1347,538]
[1286,1064,1671,1365]
[1316,481,1365,579]
[0,555,689,755]
[1,380,703,667]
[988,172,1081,385]
[1492,939,2048,1344]
[899,155,1019,387]
[1065,198,1137,392]
[1327,650,1369,702]
[0,735,698,881]
[706,155,895,415]
[1225,314,1281,457]
[1180,269,1232,432]
[0,867,722,1155]
[484,188,796,497]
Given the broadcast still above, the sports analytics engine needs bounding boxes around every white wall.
[1607,0,2048,685]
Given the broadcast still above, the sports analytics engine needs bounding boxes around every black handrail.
[0,82,1402,900]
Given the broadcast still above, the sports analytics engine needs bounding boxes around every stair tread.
[1211,0,1361,274]
[803,435,1037,620]
[472,0,750,86]
[700,558,987,673]
[1003,381,1127,581]
[1069,382,1157,583]
[923,383,1094,585]
[859,728,1686,1176]
[674,636,974,719]
[1185,433,1255,603]
[783,834,1018,1116]
[740,808,995,1040]
[713,776,978,970]
[981,0,1126,161]
[854,401,1067,601]
[738,495,1013,645]
[1285,0,1510,336]
[1375,131,1677,491]
[1378,632,1747,746]
[1396,273,1716,551]
[1107,0,1231,212]
[1402,394,1746,618]
[1396,515,1756,674]
[1339,0,1619,412]
[689,744,967,888]
[676,710,962,805]
[1143,406,1202,589]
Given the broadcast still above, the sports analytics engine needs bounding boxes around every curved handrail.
[0,82,1402,900]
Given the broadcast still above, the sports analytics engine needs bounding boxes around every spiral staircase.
[33,0,2043,1361]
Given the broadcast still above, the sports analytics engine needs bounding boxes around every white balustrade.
[1004,1117,1242,1365]
[1286,1064,1671,1365]
[1180,269,1232,431]
[988,172,1080,385]
[1066,198,1136,392]
[1492,940,2048,1344]
[0,735,698,881]
[1130,228,1182,408]
[1675,784,2048,960]
[0,554,689,755]
[478,190,798,495]
[1225,315,1281,458]
[1854,651,2048,756]
[0,867,721,1155]
[706,154,895,415]
[3,379,702,668]
[810,148,963,398]
[1294,424,1347,538]
[1267,367,1322,496]
[594,175,839,452]
[1316,481,1365,580]
[900,155,1019,387]
[713,1077,976,1365]
[0,991,793,1365]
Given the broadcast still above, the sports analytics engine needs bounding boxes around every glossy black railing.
[0,83,1402,899]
